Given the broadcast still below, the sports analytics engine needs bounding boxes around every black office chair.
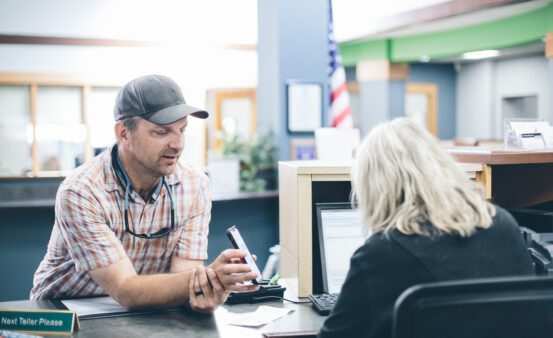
[392,275,553,338]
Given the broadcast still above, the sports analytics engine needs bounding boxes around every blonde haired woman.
[318,118,533,338]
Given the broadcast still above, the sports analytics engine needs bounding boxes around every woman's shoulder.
[490,205,520,230]
[349,231,438,285]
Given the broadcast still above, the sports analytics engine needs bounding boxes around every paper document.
[226,306,293,327]
[62,296,127,318]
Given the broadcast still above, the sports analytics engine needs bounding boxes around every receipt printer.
[225,281,286,305]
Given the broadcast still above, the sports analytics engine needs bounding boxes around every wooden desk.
[449,148,553,208]
[0,298,324,338]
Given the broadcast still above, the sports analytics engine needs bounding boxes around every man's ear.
[114,121,129,145]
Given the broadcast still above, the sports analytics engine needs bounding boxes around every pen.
[268,272,281,286]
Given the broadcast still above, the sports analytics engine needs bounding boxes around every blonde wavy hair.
[351,117,495,238]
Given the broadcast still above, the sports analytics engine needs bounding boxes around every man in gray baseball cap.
[32,74,260,313]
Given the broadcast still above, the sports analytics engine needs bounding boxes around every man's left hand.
[189,265,228,313]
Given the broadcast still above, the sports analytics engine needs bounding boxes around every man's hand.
[207,249,260,292]
[189,265,227,313]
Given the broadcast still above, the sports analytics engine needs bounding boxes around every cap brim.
[142,103,209,125]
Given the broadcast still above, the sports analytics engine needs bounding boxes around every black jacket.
[318,206,534,338]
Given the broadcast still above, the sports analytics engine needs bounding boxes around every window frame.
[0,72,123,177]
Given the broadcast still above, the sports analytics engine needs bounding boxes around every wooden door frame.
[406,83,438,136]
[211,88,256,150]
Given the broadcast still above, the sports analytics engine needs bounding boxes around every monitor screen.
[316,202,364,294]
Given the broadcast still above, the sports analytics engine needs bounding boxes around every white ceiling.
[0,0,258,45]
[0,0,548,45]
[331,0,449,41]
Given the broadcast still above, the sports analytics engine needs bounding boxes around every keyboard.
[308,293,339,315]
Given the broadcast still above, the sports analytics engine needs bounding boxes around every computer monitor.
[316,202,364,294]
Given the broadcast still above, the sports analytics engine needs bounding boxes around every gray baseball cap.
[114,74,208,125]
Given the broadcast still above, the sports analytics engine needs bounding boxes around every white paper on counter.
[62,296,127,317]
[226,306,294,327]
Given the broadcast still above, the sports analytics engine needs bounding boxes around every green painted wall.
[340,3,553,64]
[548,2,553,30]
[341,39,389,67]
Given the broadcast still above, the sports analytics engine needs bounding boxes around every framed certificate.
[286,81,323,133]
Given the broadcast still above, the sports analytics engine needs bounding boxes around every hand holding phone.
[226,225,263,284]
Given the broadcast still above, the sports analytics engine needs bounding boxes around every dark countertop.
[0,298,322,338]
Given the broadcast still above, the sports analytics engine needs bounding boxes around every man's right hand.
[207,249,260,292]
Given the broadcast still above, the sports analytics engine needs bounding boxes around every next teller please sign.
[0,309,79,335]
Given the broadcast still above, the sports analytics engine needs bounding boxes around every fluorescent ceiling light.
[462,50,500,60]
[419,55,431,62]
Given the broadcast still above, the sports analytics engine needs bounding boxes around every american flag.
[328,0,353,128]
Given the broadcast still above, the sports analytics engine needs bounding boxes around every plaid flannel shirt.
[30,146,211,299]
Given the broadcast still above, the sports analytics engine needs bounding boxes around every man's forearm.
[116,270,193,310]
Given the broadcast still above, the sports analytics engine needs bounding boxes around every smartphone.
[226,225,263,284]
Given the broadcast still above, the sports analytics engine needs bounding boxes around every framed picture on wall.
[207,88,256,152]
[286,81,323,133]
[291,138,316,160]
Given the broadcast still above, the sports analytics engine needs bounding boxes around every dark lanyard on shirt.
[111,145,175,239]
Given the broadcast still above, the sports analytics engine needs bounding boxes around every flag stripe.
[332,106,351,127]
[331,83,347,102]
[329,90,349,116]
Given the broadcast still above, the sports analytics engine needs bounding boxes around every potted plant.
[221,132,277,192]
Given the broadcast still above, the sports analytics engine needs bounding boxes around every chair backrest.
[392,275,553,338]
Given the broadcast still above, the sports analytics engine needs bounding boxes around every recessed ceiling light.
[462,50,500,60]
[419,55,430,62]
